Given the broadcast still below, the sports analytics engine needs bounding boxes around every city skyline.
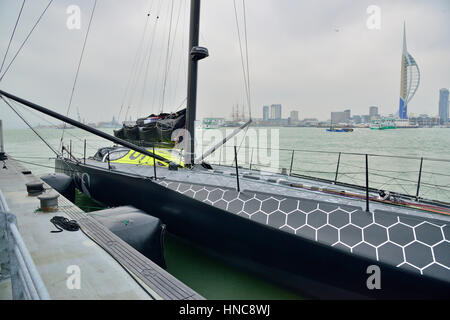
[254,102,445,124]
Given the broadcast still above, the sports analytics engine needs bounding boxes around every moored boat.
[1,0,449,300]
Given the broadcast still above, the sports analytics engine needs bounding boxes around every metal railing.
[18,134,450,204]
[0,190,50,300]
[201,145,450,205]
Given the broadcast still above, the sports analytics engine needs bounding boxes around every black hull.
[55,159,450,299]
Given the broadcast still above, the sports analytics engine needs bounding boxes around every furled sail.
[113,109,186,147]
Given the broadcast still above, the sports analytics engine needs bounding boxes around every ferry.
[370,118,396,130]
[202,118,224,130]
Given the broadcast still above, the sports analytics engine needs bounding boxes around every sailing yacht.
[1,0,449,299]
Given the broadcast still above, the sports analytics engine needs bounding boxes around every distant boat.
[202,117,224,129]
[326,128,353,132]
[326,121,353,132]
[370,118,396,130]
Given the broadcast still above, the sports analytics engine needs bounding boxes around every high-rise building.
[331,112,347,124]
[438,88,449,124]
[361,115,371,124]
[398,22,420,119]
[352,115,362,124]
[369,106,379,119]
[270,104,282,120]
[263,106,269,121]
[290,111,299,122]
[344,109,351,122]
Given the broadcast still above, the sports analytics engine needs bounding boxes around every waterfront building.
[409,115,440,127]
[369,106,379,119]
[263,105,269,121]
[439,88,449,124]
[352,115,362,124]
[398,23,420,119]
[331,111,347,124]
[361,115,371,124]
[303,118,319,127]
[290,111,299,122]
[270,104,282,120]
[344,109,351,122]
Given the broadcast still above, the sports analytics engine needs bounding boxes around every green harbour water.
[2,126,450,299]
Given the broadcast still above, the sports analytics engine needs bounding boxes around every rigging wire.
[126,0,162,120]
[125,0,165,121]
[137,2,163,116]
[0,0,26,75]
[149,0,177,115]
[171,0,189,111]
[160,0,175,113]
[231,0,252,157]
[1,96,59,156]
[117,1,154,123]
[164,0,185,112]
[60,0,98,147]
[10,100,106,154]
[174,97,187,112]
[0,0,53,82]
[150,22,167,113]
[241,0,252,119]
[232,0,250,118]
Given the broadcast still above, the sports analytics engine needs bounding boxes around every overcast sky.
[0,0,449,128]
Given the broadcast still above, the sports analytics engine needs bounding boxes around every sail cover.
[114,109,186,146]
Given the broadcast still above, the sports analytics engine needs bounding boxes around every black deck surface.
[158,180,450,283]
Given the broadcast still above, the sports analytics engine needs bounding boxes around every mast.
[184,0,250,165]
[185,0,208,166]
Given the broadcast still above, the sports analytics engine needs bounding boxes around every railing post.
[107,151,110,170]
[69,140,72,156]
[289,150,295,176]
[218,147,222,166]
[415,157,423,201]
[0,119,3,154]
[249,147,254,170]
[365,154,369,212]
[334,152,341,183]
[0,211,10,279]
[234,146,240,192]
[153,146,157,180]
[6,212,50,299]
[0,119,6,160]
[83,139,86,164]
